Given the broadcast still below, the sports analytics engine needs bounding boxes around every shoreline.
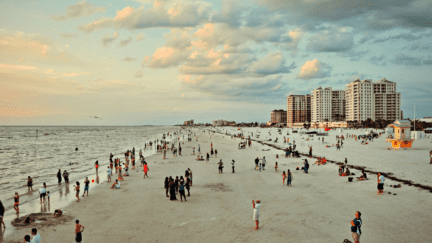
[0,127,179,239]
[3,127,432,242]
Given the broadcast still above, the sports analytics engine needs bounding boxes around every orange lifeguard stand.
[386,120,414,150]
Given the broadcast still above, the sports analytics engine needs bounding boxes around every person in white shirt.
[377,173,385,195]
[39,185,46,204]
[30,228,41,243]
[107,166,112,182]
[252,200,261,230]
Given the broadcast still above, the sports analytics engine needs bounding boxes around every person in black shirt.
[255,157,259,170]
[351,211,362,243]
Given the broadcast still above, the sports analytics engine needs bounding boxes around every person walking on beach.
[179,181,187,202]
[287,170,293,186]
[163,148,167,159]
[27,176,33,192]
[82,177,90,197]
[252,200,261,230]
[309,146,313,157]
[275,162,278,172]
[63,170,69,183]
[218,160,224,174]
[188,168,193,186]
[337,143,341,151]
[164,177,169,197]
[282,171,286,185]
[345,158,348,165]
[211,148,214,157]
[304,159,309,173]
[13,192,19,214]
[377,173,384,195]
[57,170,62,184]
[231,160,235,173]
[193,147,195,155]
[350,211,362,243]
[0,200,5,230]
[198,145,201,155]
[169,178,177,201]
[94,161,99,174]
[143,162,149,178]
[75,220,85,243]
[255,157,259,170]
[206,153,210,164]
[107,166,112,182]
[261,157,266,170]
[74,181,81,202]
[215,149,218,158]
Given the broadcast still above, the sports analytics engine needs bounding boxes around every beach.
[2,127,432,242]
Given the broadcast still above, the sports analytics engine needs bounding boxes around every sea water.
[0,125,180,233]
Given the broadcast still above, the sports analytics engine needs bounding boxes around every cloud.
[297,59,331,79]
[101,32,119,47]
[370,54,387,66]
[52,1,108,21]
[60,33,78,38]
[307,28,354,52]
[78,3,212,33]
[143,46,190,68]
[64,72,91,77]
[393,53,424,66]
[134,70,144,78]
[0,32,80,66]
[248,51,294,75]
[119,37,133,47]
[122,57,138,62]
[257,0,432,29]
[136,33,145,41]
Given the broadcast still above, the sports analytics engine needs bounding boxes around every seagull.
[90,116,102,120]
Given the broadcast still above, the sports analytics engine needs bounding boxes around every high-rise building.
[270,110,287,124]
[184,119,194,126]
[311,87,346,123]
[287,95,311,126]
[345,78,401,122]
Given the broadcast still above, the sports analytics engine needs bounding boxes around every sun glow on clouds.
[153,47,175,59]
[114,6,134,21]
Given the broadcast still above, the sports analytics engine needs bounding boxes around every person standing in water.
[57,170,62,184]
[94,161,99,174]
[74,181,81,202]
[14,192,19,214]
[27,176,33,192]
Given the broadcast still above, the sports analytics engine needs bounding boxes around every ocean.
[0,126,178,215]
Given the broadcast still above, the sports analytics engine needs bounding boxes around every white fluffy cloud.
[79,2,212,33]
[297,59,331,79]
[248,51,293,75]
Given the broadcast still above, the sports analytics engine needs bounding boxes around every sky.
[1,0,432,125]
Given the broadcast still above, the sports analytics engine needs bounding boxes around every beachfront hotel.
[287,95,311,126]
[270,109,287,124]
[345,78,401,122]
[311,87,346,123]
[184,119,194,126]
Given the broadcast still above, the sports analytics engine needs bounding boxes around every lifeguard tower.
[386,120,415,150]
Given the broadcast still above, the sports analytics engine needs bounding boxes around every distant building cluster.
[184,119,194,126]
[212,119,236,126]
[270,78,403,128]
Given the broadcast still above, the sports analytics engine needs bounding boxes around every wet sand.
[3,128,432,242]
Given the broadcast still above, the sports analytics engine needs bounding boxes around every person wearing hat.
[252,199,261,230]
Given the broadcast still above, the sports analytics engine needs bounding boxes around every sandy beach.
[3,127,432,243]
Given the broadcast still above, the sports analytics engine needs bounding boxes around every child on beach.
[143,162,149,178]
[275,162,278,172]
[110,179,120,189]
[47,191,50,203]
[215,149,218,158]
[231,160,235,173]
[259,163,262,172]
[282,171,286,185]
[75,220,85,243]
[94,161,99,174]
[53,209,62,217]
[14,192,19,214]
[74,182,81,202]
[107,166,112,182]
[193,147,195,155]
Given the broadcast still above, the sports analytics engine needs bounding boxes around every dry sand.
[3,127,432,243]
